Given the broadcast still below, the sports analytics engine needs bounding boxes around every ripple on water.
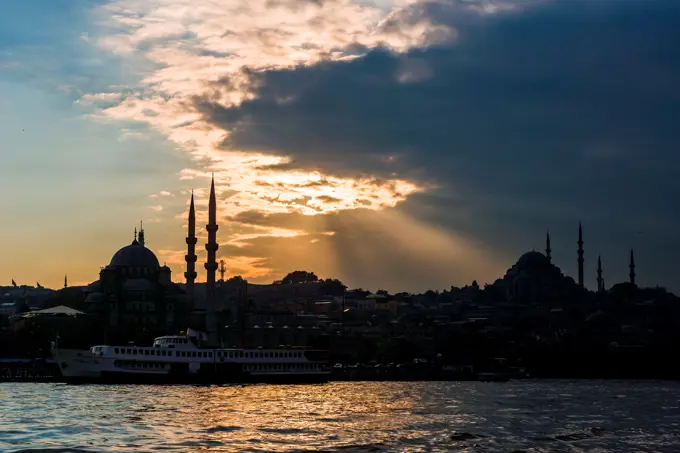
[2,381,680,453]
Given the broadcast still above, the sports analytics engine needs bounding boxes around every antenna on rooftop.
[219,260,226,282]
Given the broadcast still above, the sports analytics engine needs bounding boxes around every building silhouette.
[82,225,191,340]
[184,191,197,301]
[204,175,219,310]
[577,222,584,288]
[630,249,636,287]
[597,255,604,292]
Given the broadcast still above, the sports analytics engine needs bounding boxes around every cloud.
[200,207,503,290]
[188,0,680,285]
[83,0,680,290]
[84,0,459,219]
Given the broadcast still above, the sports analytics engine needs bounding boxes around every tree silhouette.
[321,278,347,296]
[281,271,319,284]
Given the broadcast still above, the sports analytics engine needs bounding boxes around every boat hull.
[62,371,330,385]
[52,348,103,380]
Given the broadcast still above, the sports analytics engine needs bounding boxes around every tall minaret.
[545,230,552,264]
[577,222,584,288]
[184,191,197,301]
[138,221,145,247]
[596,255,603,292]
[629,248,636,286]
[205,175,219,317]
[64,275,68,289]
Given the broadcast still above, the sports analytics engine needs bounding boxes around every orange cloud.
[84,0,447,222]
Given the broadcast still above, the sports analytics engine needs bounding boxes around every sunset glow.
[3,0,679,290]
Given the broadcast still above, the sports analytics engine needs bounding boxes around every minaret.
[596,255,603,292]
[545,231,552,264]
[629,248,636,286]
[184,191,197,301]
[205,175,219,329]
[138,221,145,247]
[64,275,68,289]
[577,222,584,288]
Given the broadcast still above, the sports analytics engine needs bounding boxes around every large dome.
[110,240,160,268]
[516,251,550,269]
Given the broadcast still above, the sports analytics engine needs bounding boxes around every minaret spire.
[596,255,603,292]
[629,248,636,286]
[138,221,145,247]
[545,230,552,264]
[64,275,68,289]
[577,222,584,288]
[205,175,219,337]
[184,190,197,301]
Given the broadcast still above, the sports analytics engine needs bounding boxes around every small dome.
[123,278,156,292]
[110,240,160,268]
[87,280,102,291]
[586,310,611,324]
[516,251,550,269]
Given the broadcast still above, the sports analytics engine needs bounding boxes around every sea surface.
[1,380,680,452]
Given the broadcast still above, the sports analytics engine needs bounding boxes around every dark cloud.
[199,0,680,290]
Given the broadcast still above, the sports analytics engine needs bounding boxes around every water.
[1,380,679,452]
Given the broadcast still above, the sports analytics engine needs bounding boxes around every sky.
[1,0,679,293]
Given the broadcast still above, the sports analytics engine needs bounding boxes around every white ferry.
[51,331,330,384]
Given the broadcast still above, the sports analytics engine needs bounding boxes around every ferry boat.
[51,331,330,384]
